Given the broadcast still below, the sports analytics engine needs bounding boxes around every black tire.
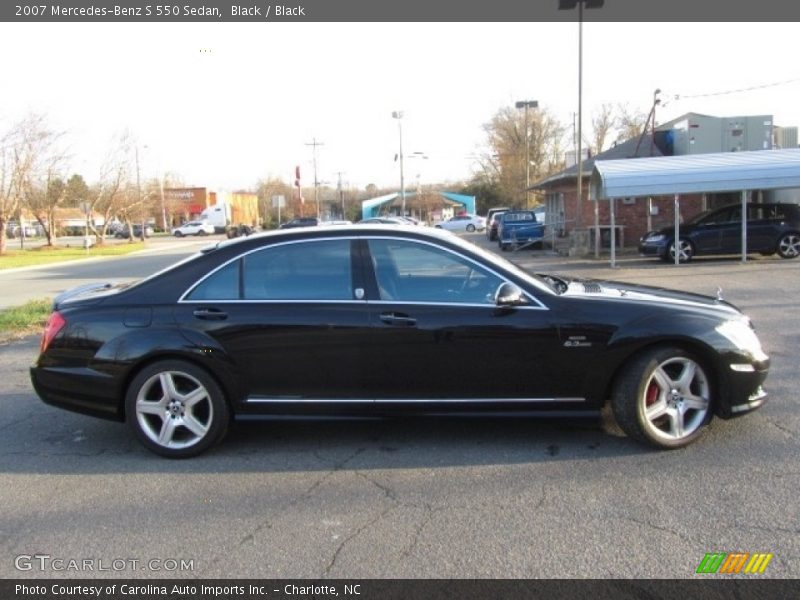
[198,230,208,236]
[174,231,184,238]
[125,360,229,458]
[776,232,800,259]
[611,346,713,449]
[466,224,476,232]
[499,242,510,252]
[667,239,694,263]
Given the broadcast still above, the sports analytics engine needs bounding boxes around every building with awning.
[590,148,800,266]
[361,192,476,221]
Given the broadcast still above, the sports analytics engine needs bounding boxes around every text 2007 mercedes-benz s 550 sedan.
[30,226,769,457]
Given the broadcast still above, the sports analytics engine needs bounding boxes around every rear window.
[503,212,536,222]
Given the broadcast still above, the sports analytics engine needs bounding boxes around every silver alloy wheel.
[668,239,693,262]
[135,370,213,450]
[777,233,800,258]
[640,357,710,442]
[466,224,476,232]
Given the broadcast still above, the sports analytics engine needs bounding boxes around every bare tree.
[0,114,55,255]
[478,105,567,207]
[23,128,69,246]
[615,103,649,143]
[88,132,135,245]
[591,103,616,155]
[255,176,295,227]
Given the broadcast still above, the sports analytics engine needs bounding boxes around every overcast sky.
[2,22,799,192]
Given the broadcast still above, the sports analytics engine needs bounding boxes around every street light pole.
[515,100,538,209]
[559,0,604,240]
[392,111,406,216]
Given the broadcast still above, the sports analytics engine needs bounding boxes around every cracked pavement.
[1,249,798,579]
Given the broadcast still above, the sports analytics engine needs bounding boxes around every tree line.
[0,102,647,255]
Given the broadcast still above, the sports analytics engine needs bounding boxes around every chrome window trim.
[178,233,549,310]
[246,397,586,404]
[365,235,548,310]
[179,236,355,303]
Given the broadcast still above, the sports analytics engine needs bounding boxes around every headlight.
[643,233,666,243]
[716,319,768,362]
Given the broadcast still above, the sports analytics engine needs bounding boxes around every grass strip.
[0,241,145,270]
[0,298,52,343]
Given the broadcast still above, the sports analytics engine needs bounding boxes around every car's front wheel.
[125,360,229,458]
[776,232,800,259]
[611,346,713,449]
[667,239,694,263]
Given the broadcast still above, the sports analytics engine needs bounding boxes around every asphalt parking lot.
[0,235,798,579]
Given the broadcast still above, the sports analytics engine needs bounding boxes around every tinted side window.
[368,239,502,304]
[243,239,353,300]
[186,260,240,300]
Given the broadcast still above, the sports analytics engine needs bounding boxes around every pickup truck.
[497,210,544,251]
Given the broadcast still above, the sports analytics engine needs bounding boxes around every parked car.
[31,226,769,457]
[498,210,545,251]
[358,217,407,225]
[6,222,40,238]
[486,211,507,241]
[280,217,320,229]
[485,207,510,240]
[435,214,486,232]
[639,202,800,262]
[172,221,215,237]
[115,224,154,239]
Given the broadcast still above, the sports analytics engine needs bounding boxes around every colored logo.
[696,552,773,574]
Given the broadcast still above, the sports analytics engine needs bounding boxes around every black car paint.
[31,227,768,430]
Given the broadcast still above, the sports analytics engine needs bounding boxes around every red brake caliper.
[645,381,659,406]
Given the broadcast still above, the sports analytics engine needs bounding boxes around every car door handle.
[192,308,228,320]
[380,312,417,327]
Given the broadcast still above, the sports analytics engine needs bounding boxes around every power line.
[674,76,800,100]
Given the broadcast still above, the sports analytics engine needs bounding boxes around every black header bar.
[4,0,800,22]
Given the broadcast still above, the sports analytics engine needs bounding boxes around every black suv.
[639,202,800,262]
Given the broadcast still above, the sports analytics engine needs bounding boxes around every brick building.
[532,112,797,250]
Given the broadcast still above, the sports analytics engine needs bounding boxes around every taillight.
[41,311,66,353]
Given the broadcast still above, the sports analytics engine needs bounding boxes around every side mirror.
[494,282,528,306]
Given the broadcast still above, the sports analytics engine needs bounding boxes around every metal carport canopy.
[589,148,800,266]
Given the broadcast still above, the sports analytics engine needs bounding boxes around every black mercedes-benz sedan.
[31,226,769,457]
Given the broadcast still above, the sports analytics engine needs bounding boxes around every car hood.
[543,274,741,316]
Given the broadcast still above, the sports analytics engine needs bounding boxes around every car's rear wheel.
[174,231,183,238]
[198,230,208,236]
[611,346,712,449]
[466,224,476,232]
[667,239,694,263]
[125,360,229,458]
[776,232,800,259]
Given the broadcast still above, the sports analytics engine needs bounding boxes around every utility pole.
[515,100,538,209]
[336,171,346,220]
[305,138,324,217]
